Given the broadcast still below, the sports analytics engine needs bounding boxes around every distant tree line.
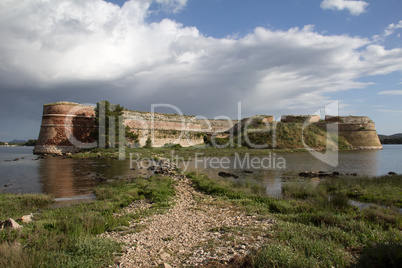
[24,139,38,146]
[0,139,37,146]
[380,138,402,144]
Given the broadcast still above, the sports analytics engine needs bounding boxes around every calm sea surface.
[1,145,401,200]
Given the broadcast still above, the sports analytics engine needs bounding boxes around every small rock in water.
[318,171,331,177]
[218,171,239,179]
[298,171,318,178]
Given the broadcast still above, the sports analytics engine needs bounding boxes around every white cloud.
[320,0,369,15]
[378,90,402,96]
[377,109,402,114]
[373,20,402,43]
[384,20,402,37]
[0,0,401,119]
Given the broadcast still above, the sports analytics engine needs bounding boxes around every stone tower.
[34,102,97,154]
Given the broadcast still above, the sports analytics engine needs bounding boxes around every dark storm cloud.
[0,0,401,141]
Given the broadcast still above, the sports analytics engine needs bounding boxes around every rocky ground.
[101,159,275,267]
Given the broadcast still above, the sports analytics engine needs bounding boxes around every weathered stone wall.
[196,119,240,133]
[123,110,204,147]
[325,115,373,124]
[34,102,97,154]
[318,116,382,150]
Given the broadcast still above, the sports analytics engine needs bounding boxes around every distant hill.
[8,139,27,144]
[379,133,402,144]
[389,133,402,139]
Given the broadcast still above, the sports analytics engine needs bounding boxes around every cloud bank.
[320,0,369,15]
[378,90,402,96]
[0,0,402,137]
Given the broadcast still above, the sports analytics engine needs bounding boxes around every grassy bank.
[321,175,402,208]
[0,176,175,267]
[187,172,402,267]
[69,146,314,161]
[2,166,400,267]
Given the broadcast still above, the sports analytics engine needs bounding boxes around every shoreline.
[1,157,401,266]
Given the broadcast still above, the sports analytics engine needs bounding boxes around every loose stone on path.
[101,158,275,267]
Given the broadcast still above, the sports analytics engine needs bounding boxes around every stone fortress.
[33,102,382,155]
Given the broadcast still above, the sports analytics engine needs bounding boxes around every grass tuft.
[187,171,402,267]
[0,176,176,267]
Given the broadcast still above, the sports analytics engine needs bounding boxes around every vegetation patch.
[0,176,175,267]
[187,172,402,267]
[320,175,402,208]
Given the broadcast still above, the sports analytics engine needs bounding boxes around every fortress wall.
[338,130,383,149]
[329,116,381,149]
[42,103,95,116]
[127,128,204,147]
[317,116,382,149]
[123,111,198,124]
[123,111,204,147]
[34,103,383,153]
[325,115,373,124]
[125,120,201,131]
[34,102,97,154]
[196,119,240,133]
[337,123,377,131]
[148,130,204,147]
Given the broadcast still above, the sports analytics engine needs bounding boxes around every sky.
[0,0,401,141]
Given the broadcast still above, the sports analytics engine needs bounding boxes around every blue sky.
[0,0,401,141]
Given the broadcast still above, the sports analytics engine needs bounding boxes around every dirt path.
[102,172,275,267]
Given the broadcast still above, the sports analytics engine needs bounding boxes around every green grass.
[321,175,402,208]
[69,146,309,162]
[0,176,175,267]
[0,194,53,220]
[187,172,402,267]
[239,122,351,150]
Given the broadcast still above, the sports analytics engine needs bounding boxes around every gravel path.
[102,163,275,267]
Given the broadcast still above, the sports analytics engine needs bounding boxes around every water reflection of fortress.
[38,157,144,198]
[33,102,382,155]
[39,157,97,198]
